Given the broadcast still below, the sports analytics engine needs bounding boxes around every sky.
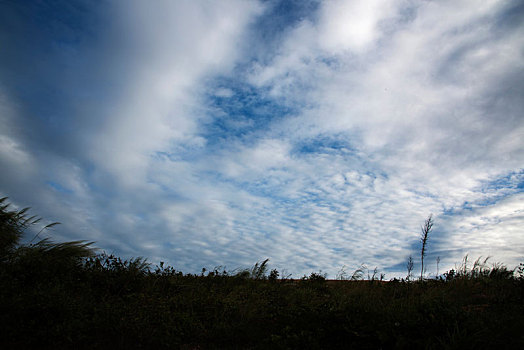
[1,0,523,278]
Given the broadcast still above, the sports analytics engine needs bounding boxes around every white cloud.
[434,192,524,271]
[210,0,524,276]
[0,91,38,189]
[1,1,522,278]
[88,0,265,188]
[316,0,394,53]
[214,88,235,98]
[0,135,32,171]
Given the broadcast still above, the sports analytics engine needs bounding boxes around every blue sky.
[1,0,523,278]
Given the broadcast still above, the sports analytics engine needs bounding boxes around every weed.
[1,197,523,349]
[420,214,434,280]
[406,255,414,281]
[234,259,271,279]
[336,265,349,280]
[351,264,366,280]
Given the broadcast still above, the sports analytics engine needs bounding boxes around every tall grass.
[406,255,414,281]
[444,255,515,281]
[0,197,95,263]
[1,197,523,348]
[420,214,433,280]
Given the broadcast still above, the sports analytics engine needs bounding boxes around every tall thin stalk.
[406,255,414,281]
[420,214,434,280]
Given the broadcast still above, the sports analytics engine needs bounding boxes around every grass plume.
[420,214,433,280]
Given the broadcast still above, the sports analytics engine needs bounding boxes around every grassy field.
[1,198,523,349]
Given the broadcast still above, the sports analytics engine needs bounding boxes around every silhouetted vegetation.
[420,214,433,280]
[1,198,523,349]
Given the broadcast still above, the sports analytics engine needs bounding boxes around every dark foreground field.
[1,199,523,349]
[2,256,523,349]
